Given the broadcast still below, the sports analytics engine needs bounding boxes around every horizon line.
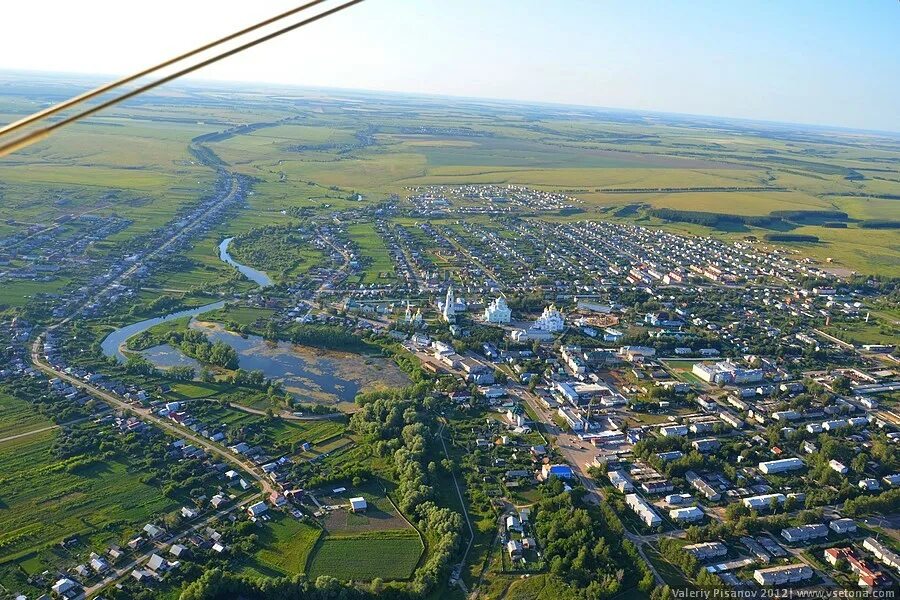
[2,67,899,137]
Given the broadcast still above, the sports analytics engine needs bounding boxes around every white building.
[781,523,828,543]
[684,542,727,560]
[666,493,692,505]
[753,564,813,586]
[625,493,662,527]
[349,497,367,512]
[558,406,585,431]
[484,296,512,324]
[534,305,565,332]
[608,469,634,493]
[758,457,804,475]
[247,501,268,517]
[692,361,764,385]
[743,493,786,510]
[439,285,466,323]
[659,424,689,437]
[863,537,900,574]
[442,286,457,322]
[670,506,705,523]
[403,302,423,326]
[829,518,857,534]
[52,578,78,596]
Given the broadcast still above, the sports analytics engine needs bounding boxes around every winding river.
[99,237,409,409]
[219,237,273,288]
[101,237,271,362]
[100,301,227,362]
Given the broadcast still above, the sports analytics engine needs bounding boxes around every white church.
[403,301,423,327]
[439,285,466,323]
[510,304,566,342]
[484,296,512,324]
[534,304,565,332]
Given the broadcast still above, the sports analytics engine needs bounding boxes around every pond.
[145,321,409,411]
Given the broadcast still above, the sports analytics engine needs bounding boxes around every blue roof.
[549,465,574,476]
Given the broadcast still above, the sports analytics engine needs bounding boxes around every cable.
[0,0,366,158]
[0,0,332,140]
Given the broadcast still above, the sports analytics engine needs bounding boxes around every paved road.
[52,173,241,330]
[508,376,666,585]
[31,338,276,498]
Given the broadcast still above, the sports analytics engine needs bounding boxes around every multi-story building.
[781,523,828,543]
[625,493,662,527]
[684,542,727,561]
[753,564,813,586]
[759,458,804,475]
[743,493,786,510]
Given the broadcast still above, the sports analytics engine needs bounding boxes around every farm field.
[240,513,322,577]
[306,530,424,581]
[0,392,52,439]
[346,222,396,283]
[0,430,178,571]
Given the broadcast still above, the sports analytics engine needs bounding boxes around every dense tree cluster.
[128,328,239,369]
[230,226,316,278]
[350,386,462,595]
[281,323,375,353]
[648,207,781,228]
[843,488,900,517]
[534,479,655,598]
[176,568,421,600]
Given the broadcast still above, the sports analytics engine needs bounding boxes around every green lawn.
[347,223,396,283]
[823,319,899,346]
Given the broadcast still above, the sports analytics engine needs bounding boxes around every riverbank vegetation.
[128,326,239,369]
[229,226,324,281]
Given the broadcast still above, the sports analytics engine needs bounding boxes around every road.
[437,224,506,287]
[508,375,666,585]
[31,337,276,497]
[0,411,110,445]
[812,328,855,351]
[314,233,353,299]
[83,498,255,598]
[53,172,242,329]
[436,422,474,594]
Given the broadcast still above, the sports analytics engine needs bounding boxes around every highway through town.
[31,337,276,497]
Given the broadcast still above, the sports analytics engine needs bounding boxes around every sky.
[2,0,898,131]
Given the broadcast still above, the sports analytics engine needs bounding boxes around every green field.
[241,513,322,577]
[822,319,900,346]
[306,530,424,581]
[0,392,52,439]
[0,430,178,566]
[347,223,396,283]
[190,403,346,450]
